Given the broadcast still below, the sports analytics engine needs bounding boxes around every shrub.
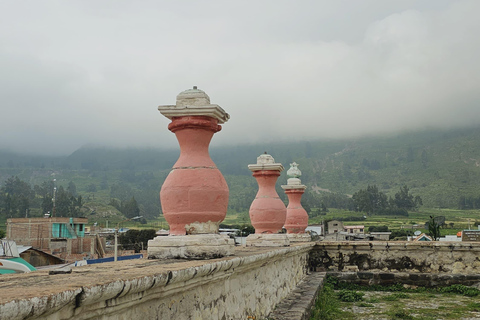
[383,292,409,301]
[357,302,374,308]
[337,290,364,302]
[438,284,480,297]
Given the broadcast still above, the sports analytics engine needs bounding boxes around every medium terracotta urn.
[158,87,230,235]
[282,162,308,234]
[248,154,286,234]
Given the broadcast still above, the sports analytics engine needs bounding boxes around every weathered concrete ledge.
[0,243,314,320]
[311,241,480,273]
[268,272,325,320]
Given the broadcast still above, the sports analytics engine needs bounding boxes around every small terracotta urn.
[282,162,308,234]
[158,87,230,235]
[248,154,286,234]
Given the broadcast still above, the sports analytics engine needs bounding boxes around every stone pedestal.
[282,162,309,242]
[148,87,234,259]
[148,234,234,259]
[246,234,290,247]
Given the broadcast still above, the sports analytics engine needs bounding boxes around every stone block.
[246,234,290,247]
[147,234,235,259]
[357,272,374,280]
[287,233,312,243]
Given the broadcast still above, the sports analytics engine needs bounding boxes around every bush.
[438,284,480,297]
[368,225,389,232]
[390,229,414,239]
[357,302,374,308]
[337,290,364,302]
[388,309,414,320]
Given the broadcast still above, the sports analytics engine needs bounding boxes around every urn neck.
[285,189,304,206]
[252,170,281,198]
[168,116,221,168]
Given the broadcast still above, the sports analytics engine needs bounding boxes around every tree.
[427,215,441,241]
[394,185,415,210]
[1,176,35,217]
[118,229,156,252]
[110,183,133,202]
[67,181,77,196]
[368,225,389,232]
[392,185,422,211]
[123,197,140,219]
[86,183,97,193]
[352,185,388,215]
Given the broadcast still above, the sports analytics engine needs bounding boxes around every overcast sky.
[1,0,479,155]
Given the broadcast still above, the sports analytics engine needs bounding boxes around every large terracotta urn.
[158,87,230,235]
[248,154,286,234]
[282,162,308,234]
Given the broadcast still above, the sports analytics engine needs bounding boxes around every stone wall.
[328,271,480,287]
[311,241,480,274]
[0,244,313,320]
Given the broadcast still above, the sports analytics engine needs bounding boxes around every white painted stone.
[286,162,301,178]
[282,163,306,190]
[286,233,312,243]
[281,183,307,190]
[147,234,235,259]
[246,234,290,247]
[158,87,230,123]
[248,154,284,172]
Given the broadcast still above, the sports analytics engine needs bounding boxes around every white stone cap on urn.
[158,86,230,124]
[282,162,306,190]
[248,153,284,172]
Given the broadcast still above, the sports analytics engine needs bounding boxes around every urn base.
[286,233,312,243]
[147,234,235,259]
[245,234,290,247]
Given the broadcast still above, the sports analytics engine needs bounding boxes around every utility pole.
[52,175,57,218]
[114,228,118,262]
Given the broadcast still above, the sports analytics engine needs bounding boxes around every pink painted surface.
[284,189,308,234]
[161,116,229,235]
[249,170,287,234]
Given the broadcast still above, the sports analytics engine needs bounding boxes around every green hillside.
[1,126,480,231]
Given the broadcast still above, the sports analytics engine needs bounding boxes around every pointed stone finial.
[282,162,306,189]
[287,162,301,178]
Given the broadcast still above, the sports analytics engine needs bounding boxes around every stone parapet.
[0,244,313,320]
[311,241,480,274]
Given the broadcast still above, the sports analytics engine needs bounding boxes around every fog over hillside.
[1,0,479,155]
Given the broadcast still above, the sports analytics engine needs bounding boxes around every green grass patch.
[310,283,353,320]
[337,290,364,302]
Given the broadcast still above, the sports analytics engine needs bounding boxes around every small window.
[79,224,84,232]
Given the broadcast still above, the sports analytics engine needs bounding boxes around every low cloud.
[0,0,478,155]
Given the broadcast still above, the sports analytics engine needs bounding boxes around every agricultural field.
[308,208,480,237]
[311,277,480,320]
